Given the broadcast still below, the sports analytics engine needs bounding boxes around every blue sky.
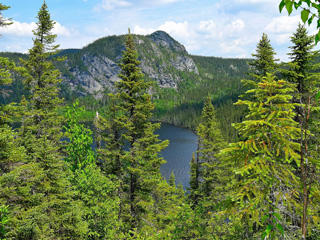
[0,0,318,62]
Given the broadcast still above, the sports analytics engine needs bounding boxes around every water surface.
[156,123,198,189]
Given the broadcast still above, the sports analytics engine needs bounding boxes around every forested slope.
[0,32,252,140]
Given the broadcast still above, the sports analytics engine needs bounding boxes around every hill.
[0,31,252,141]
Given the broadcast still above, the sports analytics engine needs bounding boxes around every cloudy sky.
[0,0,318,62]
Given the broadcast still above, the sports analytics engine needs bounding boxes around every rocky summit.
[57,31,199,99]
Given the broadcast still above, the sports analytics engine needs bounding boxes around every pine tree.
[0,7,27,237]
[222,73,301,239]
[168,171,176,187]
[284,23,318,95]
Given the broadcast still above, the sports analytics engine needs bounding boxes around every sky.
[0,0,318,62]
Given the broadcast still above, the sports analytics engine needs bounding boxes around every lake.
[12,121,198,189]
[91,122,197,188]
[155,123,198,189]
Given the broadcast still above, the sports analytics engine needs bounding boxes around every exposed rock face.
[171,55,199,74]
[64,54,120,98]
[148,31,187,53]
[60,30,199,98]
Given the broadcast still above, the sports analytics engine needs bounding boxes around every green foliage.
[64,100,95,171]
[249,33,279,79]
[279,0,320,44]
[188,152,199,207]
[64,100,121,239]
[0,205,9,239]
[0,3,88,239]
[282,23,320,239]
[222,73,301,238]
[94,30,169,232]
[0,3,11,32]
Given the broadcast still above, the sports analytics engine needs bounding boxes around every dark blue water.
[156,123,198,189]
[12,122,198,189]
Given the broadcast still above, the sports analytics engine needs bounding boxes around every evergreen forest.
[1,1,320,239]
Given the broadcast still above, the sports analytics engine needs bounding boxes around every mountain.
[55,31,200,99]
[0,31,252,140]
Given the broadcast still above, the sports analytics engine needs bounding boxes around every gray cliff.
[60,31,199,99]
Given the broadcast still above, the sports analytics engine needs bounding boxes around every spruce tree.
[0,6,27,237]
[284,23,318,95]
[95,29,168,230]
[249,33,279,78]
[0,3,88,238]
[188,152,199,207]
[196,97,227,201]
[282,23,320,239]
[222,73,301,239]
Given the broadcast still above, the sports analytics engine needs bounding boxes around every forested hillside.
[1,1,320,239]
[0,31,252,141]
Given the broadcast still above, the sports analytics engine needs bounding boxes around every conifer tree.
[0,3,88,238]
[249,33,279,78]
[95,29,168,230]
[188,152,199,207]
[282,23,320,239]
[0,3,11,33]
[222,73,301,239]
[196,97,227,200]
[0,6,27,237]
[168,171,176,187]
[284,23,318,95]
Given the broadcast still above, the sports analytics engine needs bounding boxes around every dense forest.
[1,1,320,240]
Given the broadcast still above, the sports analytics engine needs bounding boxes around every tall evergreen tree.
[95,29,168,231]
[0,3,88,238]
[189,97,228,207]
[222,73,301,239]
[282,23,320,239]
[284,23,318,95]
[188,152,199,207]
[196,97,227,200]
[0,6,27,237]
[249,33,279,78]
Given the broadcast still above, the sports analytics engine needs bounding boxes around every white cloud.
[158,21,191,39]
[53,22,72,37]
[266,16,300,33]
[0,20,72,37]
[141,0,187,5]
[154,0,184,3]
[133,25,155,35]
[0,20,36,36]
[219,39,246,55]
[199,20,216,33]
[94,0,132,11]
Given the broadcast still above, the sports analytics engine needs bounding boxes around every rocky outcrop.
[148,31,187,53]
[60,31,199,98]
[63,54,120,98]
